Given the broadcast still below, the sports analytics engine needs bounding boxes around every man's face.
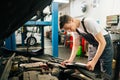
[63,21,76,32]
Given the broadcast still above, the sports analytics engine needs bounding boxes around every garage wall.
[59,0,120,28]
[59,3,70,16]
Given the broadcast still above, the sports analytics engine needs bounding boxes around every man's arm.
[68,33,80,62]
[86,32,106,70]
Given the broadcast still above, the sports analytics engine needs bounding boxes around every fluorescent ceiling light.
[53,0,69,3]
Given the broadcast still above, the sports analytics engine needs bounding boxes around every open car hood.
[0,0,52,43]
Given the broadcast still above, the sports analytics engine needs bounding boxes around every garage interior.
[0,0,120,80]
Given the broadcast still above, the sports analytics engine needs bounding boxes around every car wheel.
[26,37,37,46]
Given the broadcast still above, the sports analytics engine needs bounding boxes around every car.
[15,27,41,46]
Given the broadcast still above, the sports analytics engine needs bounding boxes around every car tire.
[26,36,37,46]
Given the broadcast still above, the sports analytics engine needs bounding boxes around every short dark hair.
[59,15,72,29]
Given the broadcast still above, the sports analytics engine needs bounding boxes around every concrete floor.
[40,37,88,63]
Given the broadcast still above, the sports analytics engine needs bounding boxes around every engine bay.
[0,48,111,80]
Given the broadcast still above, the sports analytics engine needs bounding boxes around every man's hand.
[86,60,96,71]
[61,59,73,66]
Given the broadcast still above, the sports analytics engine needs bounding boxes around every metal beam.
[5,33,16,50]
[25,21,52,26]
[52,2,58,57]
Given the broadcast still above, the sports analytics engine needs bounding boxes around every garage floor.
[44,37,88,63]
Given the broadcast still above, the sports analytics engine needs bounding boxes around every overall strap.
[81,17,89,33]
[76,17,87,35]
[76,18,98,47]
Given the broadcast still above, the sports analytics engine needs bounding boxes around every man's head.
[59,15,77,32]
[59,15,72,29]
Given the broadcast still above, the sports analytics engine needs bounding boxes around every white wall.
[59,3,70,16]
[59,0,120,27]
